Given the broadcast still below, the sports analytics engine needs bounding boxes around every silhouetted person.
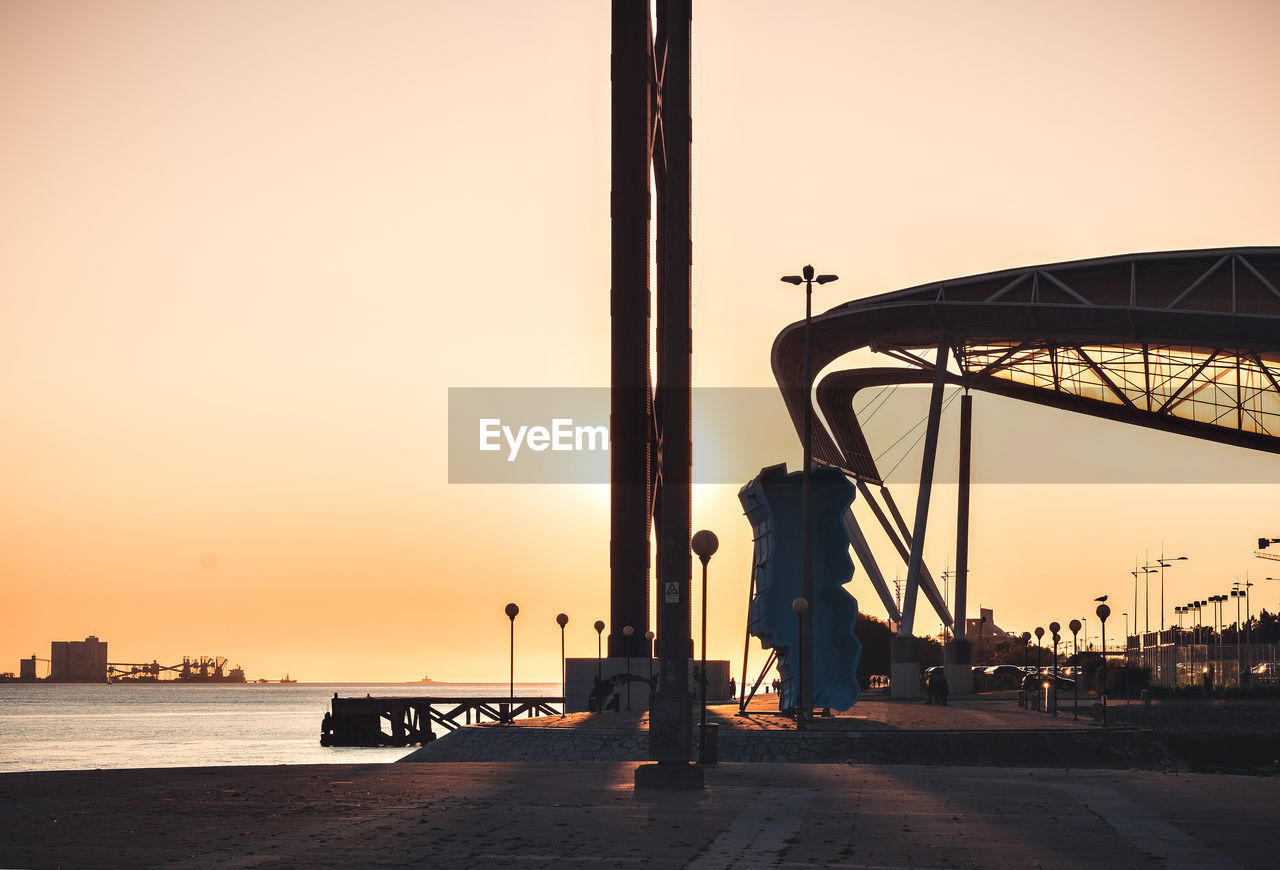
[728,676,736,699]
[926,669,948,704]
[589,675,609,713]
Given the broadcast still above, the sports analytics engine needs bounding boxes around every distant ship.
[175,657,246,683]
[416,675,435,683]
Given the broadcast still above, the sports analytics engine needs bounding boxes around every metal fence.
[1125,629,1279,688]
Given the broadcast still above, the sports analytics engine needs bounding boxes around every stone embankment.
[1108,700,1280,773]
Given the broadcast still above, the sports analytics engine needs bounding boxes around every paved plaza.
[2,759,1276,868]
[3,692,1278,868]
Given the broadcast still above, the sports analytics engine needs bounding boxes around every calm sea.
[0,682,560,773]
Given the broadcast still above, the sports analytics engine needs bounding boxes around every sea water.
[0,682,560,773]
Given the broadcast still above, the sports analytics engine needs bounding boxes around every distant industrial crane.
[1255,537,1280,562]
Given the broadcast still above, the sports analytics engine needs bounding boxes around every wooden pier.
[321,694,564,747]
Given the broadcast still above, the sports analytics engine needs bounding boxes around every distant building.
[50,636,108,683]
[19,656,37,681]
[964,608,1011,644]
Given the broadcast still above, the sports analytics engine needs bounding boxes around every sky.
[3,0,1279,681]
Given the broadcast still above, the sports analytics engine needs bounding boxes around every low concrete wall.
[720,728,1172,768]
[401,723,1173,769]
[399,726,647,763]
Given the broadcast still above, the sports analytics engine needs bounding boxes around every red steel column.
[609,0,654,659]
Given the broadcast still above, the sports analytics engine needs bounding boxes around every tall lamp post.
[791,597,810,730]
[1034,627,1044,674]
[1069,619,1081,720]
[781,264,838,720]
[1097,603,1110,725]
[1131,565,1156,634]
[505,603,520,716]
[556,613,568,718]
[691,529,719,763]
[1145,553,1188,633]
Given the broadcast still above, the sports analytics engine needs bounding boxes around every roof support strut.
[900,340,950,638]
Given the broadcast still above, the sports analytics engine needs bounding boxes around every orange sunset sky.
[3,0,1279,682]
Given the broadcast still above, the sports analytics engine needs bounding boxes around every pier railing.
[321,695,563,747]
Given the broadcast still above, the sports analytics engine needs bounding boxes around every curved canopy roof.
[772,247,1280,483]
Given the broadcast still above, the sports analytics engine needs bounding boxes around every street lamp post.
[593,620,605,690]
[1034,627,1044,676]
[644,630,655,686]
[1231,588,1243,687]
[1069,619,1081,720]
[791,597,810,730]
[781,265,838,720]
[622,625,634,711]
[505,603,520,718]
[1235,580,1254,679]
[1211,594,1229,690]
[1097,604,1111,725]
[556,613,568,718]
[1049,622,1061,716]
[1021,631,1032,710]
[691,529,719,764]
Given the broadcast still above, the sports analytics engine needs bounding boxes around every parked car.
[1021,672,1076,693]
[989,664,1026,678]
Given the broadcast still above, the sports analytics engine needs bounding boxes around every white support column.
[900,341,951,637]
[892,341,950,699]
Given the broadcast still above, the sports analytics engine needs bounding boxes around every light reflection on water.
[0,682,559,773]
